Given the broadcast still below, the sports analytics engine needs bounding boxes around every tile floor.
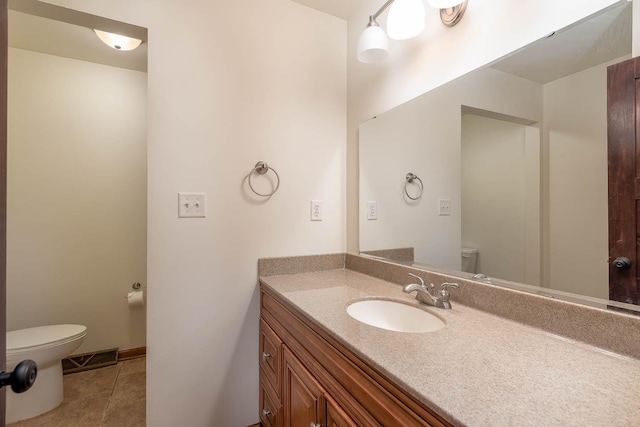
[8,357,146,427]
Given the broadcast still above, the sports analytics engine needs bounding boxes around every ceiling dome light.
[428,0,464,8]
[387,0,426,41]
[357,21,389,64]
[94,29,142,51]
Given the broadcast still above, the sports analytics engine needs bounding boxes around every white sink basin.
[346,299,445,333]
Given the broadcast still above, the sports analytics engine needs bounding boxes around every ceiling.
[8,0,350,74]
[8,0,630,81]
[491,3,631,83]
[8,2,147,73]
[8,0,349,72]
[291,0,363,20]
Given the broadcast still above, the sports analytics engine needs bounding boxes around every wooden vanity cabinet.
[259,284,452,427]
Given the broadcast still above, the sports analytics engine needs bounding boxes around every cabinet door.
[283,346,324,427]
[326,395,358,427]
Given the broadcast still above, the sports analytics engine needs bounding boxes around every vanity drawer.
[260,318,282,396]
[260,372,283,427]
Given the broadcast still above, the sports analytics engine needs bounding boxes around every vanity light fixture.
[357,0,394,64]
[387,0,426,40]
[93,29,142,51]
[357,0,469,64]
[431,0,468,27]
[357,14,390,63]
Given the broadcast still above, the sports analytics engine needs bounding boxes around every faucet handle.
[440,282,459,290]
[439,282,459,301]
[408,273,425,288]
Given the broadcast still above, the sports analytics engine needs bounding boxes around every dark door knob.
[0,360,37,393]
[613,257,632,270]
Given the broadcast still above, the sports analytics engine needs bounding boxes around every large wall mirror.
[359,0,638,312]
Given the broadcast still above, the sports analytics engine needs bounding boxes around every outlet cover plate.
[311,200,323,221]
[367,201,377,220]
[438,199,451,216]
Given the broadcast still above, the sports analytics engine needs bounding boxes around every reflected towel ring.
[404,173,423,200]
[248,161,280,197]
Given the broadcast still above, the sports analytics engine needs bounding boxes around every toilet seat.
[7,324,87,354]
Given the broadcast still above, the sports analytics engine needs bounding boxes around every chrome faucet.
[472,273,492,284]
[403,273,459,309]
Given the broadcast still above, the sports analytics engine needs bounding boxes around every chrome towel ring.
[404,173,423,200]
[248,161,280,197]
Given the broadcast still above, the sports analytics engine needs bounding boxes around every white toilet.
[461,247,479,273]
[6,324,87,423]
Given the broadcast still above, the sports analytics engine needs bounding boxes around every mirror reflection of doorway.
[461,109,541,285]
[607,56,640,305]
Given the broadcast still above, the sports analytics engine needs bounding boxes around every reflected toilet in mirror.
[461,247,478,274]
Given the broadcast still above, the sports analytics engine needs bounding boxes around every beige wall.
[38,0,347,426]
[358,83,462,270]
[7,47,147,353]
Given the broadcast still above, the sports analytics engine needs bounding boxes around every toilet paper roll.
[127,290,145,308]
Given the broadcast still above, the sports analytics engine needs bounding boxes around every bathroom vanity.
[259,282,449,427]
[258,254,640,426]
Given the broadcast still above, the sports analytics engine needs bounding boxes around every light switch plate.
[178,193,206,218]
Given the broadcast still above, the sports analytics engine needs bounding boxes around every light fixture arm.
[370,0,395,24]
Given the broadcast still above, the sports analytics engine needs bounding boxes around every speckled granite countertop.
[260,268,640,427]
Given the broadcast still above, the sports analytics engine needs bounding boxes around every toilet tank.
[461,247,478,273]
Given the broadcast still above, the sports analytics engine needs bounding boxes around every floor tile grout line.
[99,361,123,427]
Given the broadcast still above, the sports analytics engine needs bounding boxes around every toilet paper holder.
[124,283,146,303]
[126,283,146,308]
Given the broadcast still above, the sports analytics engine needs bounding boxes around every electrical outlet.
[438,199,451,216]
[311,200,323,221]
[178,193,206,218]
[367,201,377,220]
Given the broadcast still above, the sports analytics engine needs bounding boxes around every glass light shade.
[387,0,426,40]
[428,0,464,8]
[94,29,142,51]
[357,25,389,64]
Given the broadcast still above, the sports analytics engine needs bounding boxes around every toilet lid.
[7,324,87,352]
